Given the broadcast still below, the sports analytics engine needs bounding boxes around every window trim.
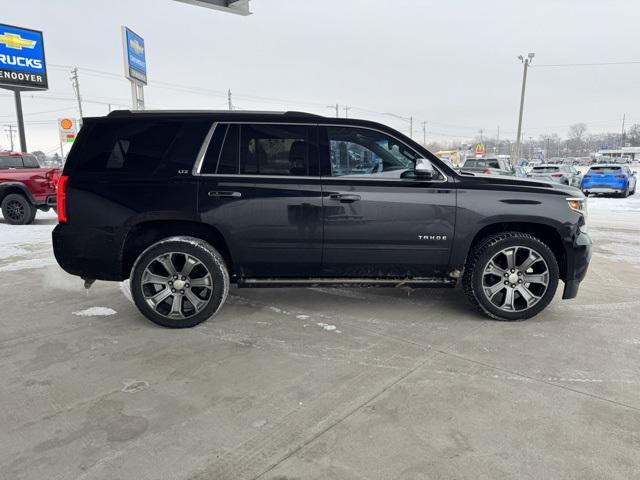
[192,122,449,183]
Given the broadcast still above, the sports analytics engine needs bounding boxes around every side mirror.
[415,158,436,179]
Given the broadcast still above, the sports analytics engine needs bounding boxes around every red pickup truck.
[0,151,61,225]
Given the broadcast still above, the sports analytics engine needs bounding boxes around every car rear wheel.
[463,232,559,321]
[620,185,630,198]
[1,193,35,225]
[130,236,229,328]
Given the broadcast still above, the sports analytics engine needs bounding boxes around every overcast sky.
[1,0,638,154]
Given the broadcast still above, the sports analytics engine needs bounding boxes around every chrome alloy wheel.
[481,246,550,313]
[141,252,213,319]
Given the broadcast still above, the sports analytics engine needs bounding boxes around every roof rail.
[105,109,323,118]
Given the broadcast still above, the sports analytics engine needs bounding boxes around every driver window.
[327,126,418,178]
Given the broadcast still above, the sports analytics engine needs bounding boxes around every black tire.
[130,236,230,328]
[1,193,35,225]
[620,185,630,198]
[462,232,560,321]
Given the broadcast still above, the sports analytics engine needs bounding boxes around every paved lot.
[1,192,639,480]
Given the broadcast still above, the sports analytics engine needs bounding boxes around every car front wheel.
[130,236,229,328]
[1,193,35,225]
[463,232,559,321]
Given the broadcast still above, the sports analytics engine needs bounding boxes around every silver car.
[528,164,582,187]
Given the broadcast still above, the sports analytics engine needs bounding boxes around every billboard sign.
[0,23,48,91]
[122,27,147,85]
[58,118,77,143]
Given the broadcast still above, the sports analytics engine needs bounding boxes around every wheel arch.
[0,183,35,204]
[463,222,567,280]
[120,220,234,279]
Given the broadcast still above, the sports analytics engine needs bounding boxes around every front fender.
[450,188,579,268]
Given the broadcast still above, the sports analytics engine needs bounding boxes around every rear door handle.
[329,193,361,203]
[208,191,242,198]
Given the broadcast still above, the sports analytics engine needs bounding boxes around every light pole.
[514,52,534,163]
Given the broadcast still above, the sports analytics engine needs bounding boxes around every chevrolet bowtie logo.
[0,32,36,50]
[129,39,144,55]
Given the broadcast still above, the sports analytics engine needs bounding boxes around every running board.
[236,277,457,288]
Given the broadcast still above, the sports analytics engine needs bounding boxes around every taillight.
[57,175,68,223]
[45,170,58,190]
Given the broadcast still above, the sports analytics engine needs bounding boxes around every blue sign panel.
[124,27,147,84]
[0,23,48,90]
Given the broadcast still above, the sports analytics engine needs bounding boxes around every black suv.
[53,111,592,328]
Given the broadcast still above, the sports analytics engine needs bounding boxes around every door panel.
[320,126,456,278]
[199,176,323,277]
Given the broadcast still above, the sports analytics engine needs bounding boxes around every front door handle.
[208,191,242,198]
[329,193,361,203]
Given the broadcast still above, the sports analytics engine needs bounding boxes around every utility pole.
[70,68,84,126]
[479,129,484,143]
[422,121,427,146]
[496,126,500,154]
[621,113,626,148]
[409,116,413,139]
[4,125,15,151]
[343,106,351,118]
[326,103,339,118]
[227,89,233,111]
[514,53,535,163]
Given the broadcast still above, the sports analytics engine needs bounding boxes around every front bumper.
[561,231,592,299]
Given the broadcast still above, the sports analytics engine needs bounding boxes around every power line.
[533,61,640,68]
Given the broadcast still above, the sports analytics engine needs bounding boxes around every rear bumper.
[562,231,592,299]
[52,224,124,281]
[582,187,624,194]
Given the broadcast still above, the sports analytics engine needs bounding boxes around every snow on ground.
[588,190,640,264]
[72,307,117,317]
[0,210,58,271]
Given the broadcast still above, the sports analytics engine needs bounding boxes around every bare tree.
[567,123,588,155]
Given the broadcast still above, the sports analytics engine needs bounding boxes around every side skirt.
[235,277,457,289]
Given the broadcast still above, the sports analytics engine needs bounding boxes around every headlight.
[567,197,588,232]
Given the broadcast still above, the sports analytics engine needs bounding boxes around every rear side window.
[73,120,210,176]
[240,124,309,176]
[0,156,22,168]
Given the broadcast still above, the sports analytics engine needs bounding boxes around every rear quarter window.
[72,119,211,177]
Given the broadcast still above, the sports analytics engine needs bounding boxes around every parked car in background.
[460,157,515,176]
[0,151,60,224]
[528,164,582,187]
[581,164,637,197]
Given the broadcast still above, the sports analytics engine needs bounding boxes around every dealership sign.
[122,27,147,85]
[0,23,48,90]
